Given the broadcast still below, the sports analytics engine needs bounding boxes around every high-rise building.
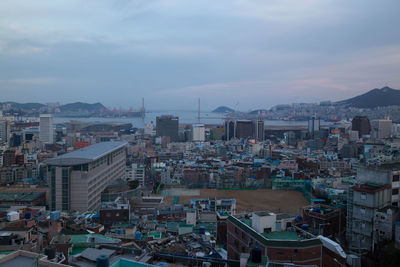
[192,124,205,142]
[39,114,54,144]
[371,118,392,139]
[235,120,253,139]
[308,115,320,138]
[351,116,371,136]
[253,119,264,141]
[45,141,127,212]
[224,120,236,140]
[156,115,179,142]
[0,120,10,144]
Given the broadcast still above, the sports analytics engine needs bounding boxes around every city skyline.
[1,0,400,110]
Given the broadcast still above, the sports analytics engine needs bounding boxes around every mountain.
[212,106,234,113]
[59,102,109,113]
[336,86,400,108]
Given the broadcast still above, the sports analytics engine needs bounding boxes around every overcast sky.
[1,0,400,111]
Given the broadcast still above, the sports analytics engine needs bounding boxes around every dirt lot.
[164,189,309,215]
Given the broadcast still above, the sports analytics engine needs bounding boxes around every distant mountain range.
[0,101,109,114]
[336,86,400,108]
[212,106,234,113]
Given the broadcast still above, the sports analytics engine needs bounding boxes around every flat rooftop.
[0,255,46,267]
[45,141,127,166]
[262,231,300,241]
[353,182,391,193]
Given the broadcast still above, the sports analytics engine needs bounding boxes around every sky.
[1,0,400,111]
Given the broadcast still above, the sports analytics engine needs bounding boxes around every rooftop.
[262,231,300,241]
[352,182,391,193]
[45,141,127,166]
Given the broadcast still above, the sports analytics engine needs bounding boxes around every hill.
[59,102,109,113]
[336,86,400,108]
[212,106,234,113]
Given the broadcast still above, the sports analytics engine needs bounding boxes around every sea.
[47,110,332,129]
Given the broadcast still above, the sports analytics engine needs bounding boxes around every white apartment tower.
[192,124,205,142]
[39,114,54,144]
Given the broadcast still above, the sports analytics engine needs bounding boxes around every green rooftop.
[111,258,155,267]
[70,234,120,244]
[262,231,299,241]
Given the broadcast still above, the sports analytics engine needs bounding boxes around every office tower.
[253,119,264,141]
[308,115,320,138]
[192,124,205,142]
[39,114,54,144]
[156,115,179,142]
[235,120,253,139]
[224,120,236,140]
[371,118,392,139]
[0,120,10,143]
[351,116,371,136]
[46,142,127,212]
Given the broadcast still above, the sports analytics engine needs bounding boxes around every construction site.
[162,188,309,215]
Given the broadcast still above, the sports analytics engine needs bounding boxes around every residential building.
[346,183,391,251]
[0,120,10,144]
[192,124,205,142]
[39,114,54,144]
[227,214,323,266]
[371,118,392,139]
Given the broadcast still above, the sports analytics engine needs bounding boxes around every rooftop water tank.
[44,247,56,260]
[199,226,206,234]
[251,246,262,263]
[96,255,110,267]
[50,211,61,221]
[135,231,142,240]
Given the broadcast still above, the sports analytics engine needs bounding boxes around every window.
[234,227,239,234]
[361,193,367,200]
[361,223,366,229]
[360,208,366,215]
[393,188,399,195]
[242,246,246,253]
[393,175,400,182]
[234,240,239,248]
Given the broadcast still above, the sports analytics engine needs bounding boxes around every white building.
[45,141,127,212]
[39,114,54,144]
[192,124,205,142]
[131,163,145,187]
[371,118,392,139]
